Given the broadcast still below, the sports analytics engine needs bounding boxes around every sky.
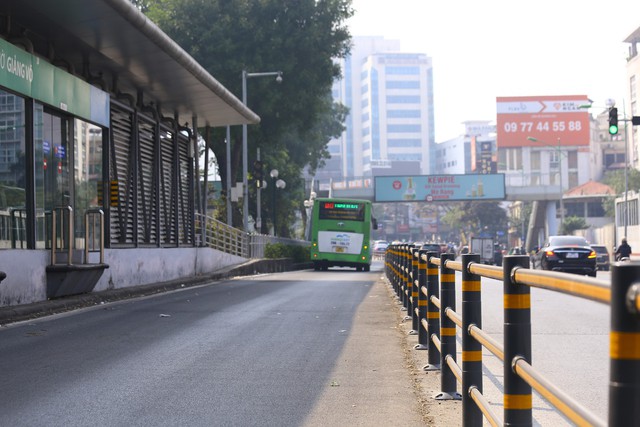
[347,0,640,142]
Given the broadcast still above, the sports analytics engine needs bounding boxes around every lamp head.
[275,72,283,83]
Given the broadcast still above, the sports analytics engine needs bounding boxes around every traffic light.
[609,107,619,135]
[252,160,264,188]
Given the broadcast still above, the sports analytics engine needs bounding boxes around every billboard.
[374,174,505,202]
[496,95,590,148]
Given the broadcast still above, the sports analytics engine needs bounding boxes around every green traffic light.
[609,124,619,135]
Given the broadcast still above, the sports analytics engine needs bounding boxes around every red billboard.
[496,95,590,148]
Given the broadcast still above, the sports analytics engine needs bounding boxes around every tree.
[560,216,588,235]
[440,201,508,244]
[142,0,354,235]
[602,168,640,217]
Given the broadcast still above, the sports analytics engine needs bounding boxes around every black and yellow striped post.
[609,262,640,426]
[384,245,391,281]
[425,251,441,370]
[399,244,407,307]
[409,247,420,333]
[503,255,532,426]
[402,244,413,314]
[461,253,483,426]
[390,245,400,299]
[404,244,414,314]
[437,252,461,399]
[415,249,429,350]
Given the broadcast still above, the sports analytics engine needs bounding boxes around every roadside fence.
[195,213,308,259]
[384,243,640,427]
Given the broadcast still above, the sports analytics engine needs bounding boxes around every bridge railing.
[195,213,309,259]
[384,243,640,427]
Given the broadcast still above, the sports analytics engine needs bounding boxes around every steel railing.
[385,243,640,427]
[195,213,308,259]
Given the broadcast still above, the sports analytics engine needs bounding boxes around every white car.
[372,240,389,254]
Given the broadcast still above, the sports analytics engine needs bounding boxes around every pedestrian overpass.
[313,174,563,251]
[317,175,562,202]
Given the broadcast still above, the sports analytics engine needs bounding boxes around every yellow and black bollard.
[436,252,461,400]
[503,255,532,426]
[415,249,429,350]
[609,261,640,426]
[461,253,483,426]
[424,251,441,370]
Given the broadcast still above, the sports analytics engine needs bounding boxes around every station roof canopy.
[0,0,260,128]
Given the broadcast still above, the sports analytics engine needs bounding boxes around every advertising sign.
[496,95,590,148]
[317,231,364,254]
[0,38,110,126]
[374,174,505,202]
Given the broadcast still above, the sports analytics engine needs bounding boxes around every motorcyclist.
[615,238,632,261]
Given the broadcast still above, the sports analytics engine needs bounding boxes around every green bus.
[308,198,377,271]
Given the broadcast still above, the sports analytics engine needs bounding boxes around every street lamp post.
[270,169,286,236]
[241,70,283,232]
[527,136,565,233]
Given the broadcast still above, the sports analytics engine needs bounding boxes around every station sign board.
[374,174,505,202]
[496,95,590,148]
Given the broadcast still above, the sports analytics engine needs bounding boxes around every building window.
[565,202,584,217]
[388,138,421,147]
[387,109,421,118]
[568,171,578,189]
[386,96,420,104]
[386,80,420,89]
[387,124,421,133]
[386,66,420,75]
[587,201,605,217]
[498,148,522,170]
[568,150,578,169]
[530,151,540,171]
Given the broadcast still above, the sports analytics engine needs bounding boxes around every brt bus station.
[0,0,262,307]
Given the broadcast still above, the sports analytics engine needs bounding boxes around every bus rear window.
[318,201,365,221]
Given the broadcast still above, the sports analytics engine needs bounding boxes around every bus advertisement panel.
[309,198,376,271]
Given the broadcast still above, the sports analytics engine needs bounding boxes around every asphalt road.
[0,262,444,426]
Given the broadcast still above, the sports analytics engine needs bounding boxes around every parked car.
[590,245,610,271]
[532,236,597,277]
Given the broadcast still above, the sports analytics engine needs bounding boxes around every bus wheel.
[313,262,320,271]
[364,265,370,272]
[322,262,329,271]
[356,266,362,271]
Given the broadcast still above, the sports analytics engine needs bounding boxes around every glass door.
[34,106,72,249]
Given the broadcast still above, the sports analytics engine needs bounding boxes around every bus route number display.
[319,202,364,221]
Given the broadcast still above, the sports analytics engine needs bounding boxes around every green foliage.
[560,216,588,235]
[440,201,508,240]
[264,243,310,263]
[601,169,640,216]
[142,0,354,235]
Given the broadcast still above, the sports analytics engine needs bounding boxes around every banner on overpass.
[496,95,590,148]
[374,174,505,202]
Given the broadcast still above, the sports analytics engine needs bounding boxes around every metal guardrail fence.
[385,244,640,427]
[195,213,309,259]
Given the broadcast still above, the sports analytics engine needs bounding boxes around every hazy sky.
[347,0,640,141]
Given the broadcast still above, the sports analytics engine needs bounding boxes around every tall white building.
[317,37,435,180]
[625,26,640,169]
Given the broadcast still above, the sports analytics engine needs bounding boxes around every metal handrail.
[384,244,638,427]
[84,208,104,264]
[50,206,73,265]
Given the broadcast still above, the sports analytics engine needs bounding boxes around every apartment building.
[316,36,435,181]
